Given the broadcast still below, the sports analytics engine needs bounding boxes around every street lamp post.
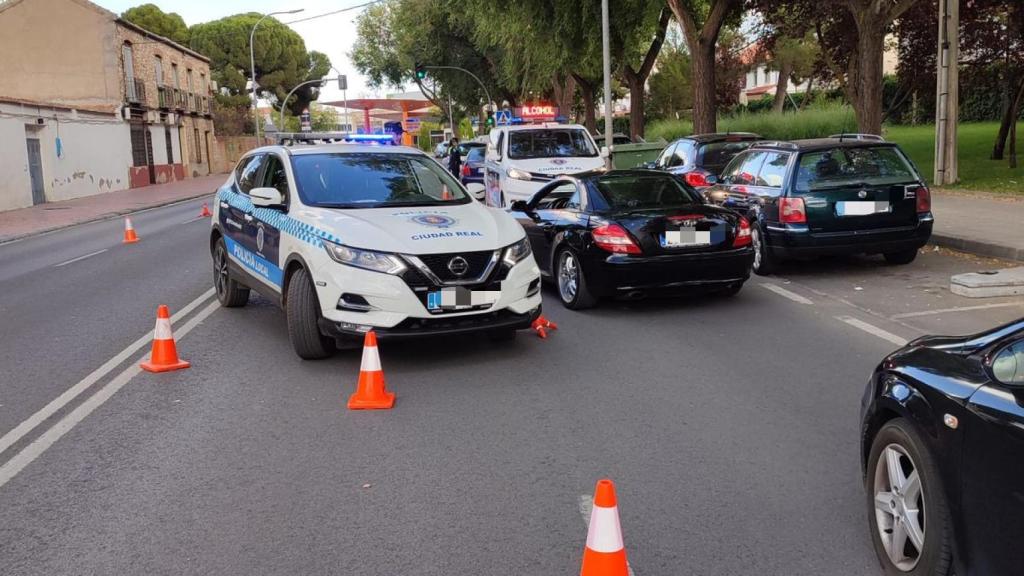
[250,9,304,141]
[601,0,613,170]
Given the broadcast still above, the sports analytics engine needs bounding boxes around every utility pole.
[934,0,959,185]
[601,0,613,169]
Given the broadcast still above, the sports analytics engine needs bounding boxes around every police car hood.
[508,155,605,176]
[301,203,525,255]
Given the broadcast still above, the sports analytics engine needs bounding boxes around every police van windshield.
[508,129,598,160]
[291,153,471,209]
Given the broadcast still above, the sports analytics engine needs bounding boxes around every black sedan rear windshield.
[291,153,470,208]
[795,146,917,192]
[593,174,702,210]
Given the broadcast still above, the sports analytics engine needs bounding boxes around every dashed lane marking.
[836,315,909,347]
[760,282,814,305]
[890,302,1024,319]
[0,287,215,458]
[54,249,107,267]
[579,494,637,576]
[0,299,220,489]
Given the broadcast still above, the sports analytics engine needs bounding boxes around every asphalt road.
[0,198,1021,575]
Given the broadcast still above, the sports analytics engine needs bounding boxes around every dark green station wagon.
[703,136,934,275]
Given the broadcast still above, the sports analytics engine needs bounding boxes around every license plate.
[661,228,711,247]
[836,201,889,216]
[427,287,499,311]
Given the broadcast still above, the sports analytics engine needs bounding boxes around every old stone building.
[0,0,220,211]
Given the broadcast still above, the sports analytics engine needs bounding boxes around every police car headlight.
[502,236,532,267]
[323,240,407,275]
[506,167,533,181]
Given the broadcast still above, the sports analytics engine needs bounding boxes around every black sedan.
[459,143,486,186]
[860,318,1024,575]
[510,170,754,309]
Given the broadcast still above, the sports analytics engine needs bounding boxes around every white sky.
[95,0,404,103]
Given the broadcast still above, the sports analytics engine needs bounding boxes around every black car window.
[992,340,1024,385]
[699,141,756,173]
[593,174,701,210]
[235,154,264,195]
[721,151,767,186]
[465,147,486,162]
[534,182,578,210]
[794,146,917,193]
[656,143,677,168]
[291,153,471,208]
[670,142,690,167]
[261,154,289,200]
[756,152,790,188]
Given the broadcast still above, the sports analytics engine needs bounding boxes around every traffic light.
[485,111,495,128]
[414,63,427,80]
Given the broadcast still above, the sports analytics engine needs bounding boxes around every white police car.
[210,143,542,359]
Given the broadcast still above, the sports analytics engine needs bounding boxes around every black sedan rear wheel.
[866,418,953,576]
[555,248,597,310]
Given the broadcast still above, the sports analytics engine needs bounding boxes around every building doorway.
[25,136,45,205]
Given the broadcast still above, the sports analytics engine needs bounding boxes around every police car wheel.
[213,239,250,307]
[285,267,334,360]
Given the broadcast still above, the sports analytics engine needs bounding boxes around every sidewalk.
[0,174,226,243]
[930,191,1024,262]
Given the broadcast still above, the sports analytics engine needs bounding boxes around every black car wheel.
[213,238,250,308]
[751,226,778,276]
[555,248,597,310]
[286,267,334,360]
[884,249,919,266]
[866,418,954,576]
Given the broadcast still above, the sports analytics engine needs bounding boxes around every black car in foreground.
[861,318,1024,575]
[705,138,934,275]
[510,170,754,309]
[652,132,761,189]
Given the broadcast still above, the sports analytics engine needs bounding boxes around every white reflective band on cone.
[586,506,624,552]
[125,219,134,230]
[153,318,173,341]
[360,345,381,372]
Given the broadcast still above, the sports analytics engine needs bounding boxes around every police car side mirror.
[465,182,485,201]
[250,187,284,208]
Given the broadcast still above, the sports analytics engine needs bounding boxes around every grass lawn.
[885,122,1023,195]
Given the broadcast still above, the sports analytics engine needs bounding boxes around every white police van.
[483,123,607,208]
[210,142,542,359]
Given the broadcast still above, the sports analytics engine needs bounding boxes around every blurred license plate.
[836,201,889,216]
[427,287,499,311]
[661,228,711,247]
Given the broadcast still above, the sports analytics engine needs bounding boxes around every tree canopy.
[121,4,190,45]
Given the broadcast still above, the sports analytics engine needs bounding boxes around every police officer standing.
[447,137,462,178]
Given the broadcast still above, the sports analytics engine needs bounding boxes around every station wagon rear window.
[794,146,917,192]
[508,129,598,159]
[291,153,471,208]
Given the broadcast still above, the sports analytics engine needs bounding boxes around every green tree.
[190,13,331,117]
[121,4,189,45]
[647,40,692,120]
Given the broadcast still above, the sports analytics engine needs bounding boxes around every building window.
[123,43,136,100]
[194,128,202,163]
[187,69,194,92]
[171,63,179,89]
[165,127,174,164]
[200,72,206,94]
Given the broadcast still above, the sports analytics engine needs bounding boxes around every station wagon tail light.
[684,171,710,187]
[733,217,752,247]
[779,197,806,224]
[916,186,931,213]
[592,224,641,255]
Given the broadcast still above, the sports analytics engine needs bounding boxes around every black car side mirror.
[509,200,530,212]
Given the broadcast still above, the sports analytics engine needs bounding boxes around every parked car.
[460,144,486,186]
[860,317,1024,576]
[652,132,761,188]
[510,170,753,309]
[433,141,449,158]
[704,138,933,275]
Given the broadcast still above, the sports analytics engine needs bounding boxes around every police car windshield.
[291,153,471,208]
[508,129,598,159]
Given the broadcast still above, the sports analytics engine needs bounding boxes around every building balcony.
[125,78,146,105]
[157,85,170,109]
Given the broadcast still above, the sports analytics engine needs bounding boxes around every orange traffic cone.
[122,217,139,244]
[531,314,558,339]
[347,331,395,410]
[199,202,212,217]
[140,305,190,373]
[580,479,629,576]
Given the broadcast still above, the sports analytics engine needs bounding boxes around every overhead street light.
[250,9,304,140]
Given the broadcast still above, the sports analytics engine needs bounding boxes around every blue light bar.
[343,133,397,144]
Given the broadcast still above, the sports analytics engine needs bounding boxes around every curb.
[0,192,213,245]
[931,233,1024,263]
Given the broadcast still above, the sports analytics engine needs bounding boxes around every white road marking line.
[181,215,207,225]
[0,287,216,458]
[836,316,908,346]
[54,249,107,267]
[760,283,814,305]
[0,299,220,489]
[891,302,1024,319]
[578,494,636,576]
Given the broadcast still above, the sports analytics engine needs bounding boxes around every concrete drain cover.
[951,267,1024,298]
